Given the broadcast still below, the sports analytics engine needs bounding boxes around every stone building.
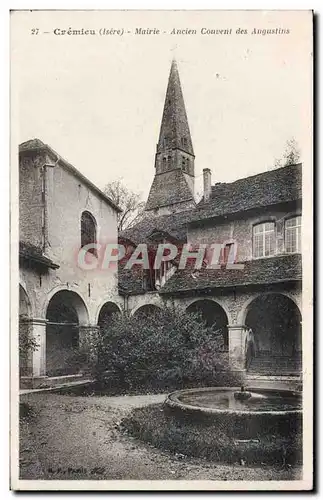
[119,60,302,378]
[19,59,302,385]
[145,59,196,216]
[19,139,122,386]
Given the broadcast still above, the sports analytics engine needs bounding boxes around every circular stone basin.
[164,387,302,439]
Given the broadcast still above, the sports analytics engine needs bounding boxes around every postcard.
[10,9,313,491]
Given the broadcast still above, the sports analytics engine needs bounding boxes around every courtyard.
[19,390,302,482]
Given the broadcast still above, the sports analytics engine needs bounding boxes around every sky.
[12,10,312,201]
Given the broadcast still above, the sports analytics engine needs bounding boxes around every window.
[143,268,156,291]
[181,137,188,148]
[221,243,234,265]
[182,157,186,170]
[253,222,275,258]
[81,211,97,256]
[285,216,301,253]
[162,157,167,171]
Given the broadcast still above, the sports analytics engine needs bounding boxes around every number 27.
[31,28,39,35]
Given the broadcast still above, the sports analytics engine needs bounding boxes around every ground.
[20,391,302,481]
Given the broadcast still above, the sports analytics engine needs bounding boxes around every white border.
[3,2,318,497]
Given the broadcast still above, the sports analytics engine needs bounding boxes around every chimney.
[203,168,212,202]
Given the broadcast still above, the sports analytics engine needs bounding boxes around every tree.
[104,180,145,231]
[273,138,301,169]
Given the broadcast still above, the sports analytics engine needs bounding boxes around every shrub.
[121,404,302,465]
[96,305,241,392]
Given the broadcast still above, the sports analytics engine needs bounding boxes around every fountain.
[164,386,302,439]
[234,386,252,401]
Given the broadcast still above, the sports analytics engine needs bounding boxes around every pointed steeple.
[145,60,196,215]
[157,59,194,157]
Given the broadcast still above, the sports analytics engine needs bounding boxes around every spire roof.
[145,59,196,214]
[157,59,194,156]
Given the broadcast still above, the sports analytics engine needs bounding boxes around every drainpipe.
[41,156,59,254]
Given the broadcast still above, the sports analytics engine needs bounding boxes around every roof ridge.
[19,138,122,213]
[211,163,302,190]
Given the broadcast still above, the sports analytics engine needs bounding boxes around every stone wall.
[19,151,122,378]
[126,284,302,371]
[19,152,44,248]
[188,202,301,262]
[19,152,123,324]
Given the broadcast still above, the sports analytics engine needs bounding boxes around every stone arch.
[41,285,89,323]
[186,299,229,350]
[132,304,162,319]
[97,301,121,329]
[45,290,89,376]
[184,297,232,325]
[46,289,89,325]
[237,291,300,326]
[19,284,32,318]
[242,293,302,369]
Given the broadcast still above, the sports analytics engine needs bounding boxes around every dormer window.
[285,216,301,253]
[253,222,275,258]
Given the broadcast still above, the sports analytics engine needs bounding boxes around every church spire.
[145,60,196,215]
[157,59,194,158]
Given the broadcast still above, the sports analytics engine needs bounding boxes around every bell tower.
[145,59,196,215]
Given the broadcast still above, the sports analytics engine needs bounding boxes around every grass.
[121,403,303,466]
[20,402,36,421]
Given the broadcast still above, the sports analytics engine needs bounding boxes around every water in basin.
[179,389,302,412]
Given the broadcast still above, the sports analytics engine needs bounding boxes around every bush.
[121,404,302,465]
[96,306,241,392]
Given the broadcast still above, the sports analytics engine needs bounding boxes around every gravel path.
[19,391,302,481]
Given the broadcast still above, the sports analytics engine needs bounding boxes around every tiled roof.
[19,241,59,270]
[118,267,146,295]
[159,254,302,295]
[119,164,302,295]
[19,139,46,152]
[119,210,194,245]
[145,169,195,211]
[157,59,194,156]
[194,163,302,222]
[118,210,194,295]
